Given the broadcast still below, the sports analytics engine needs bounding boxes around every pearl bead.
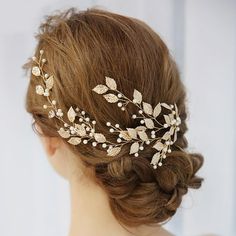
[70,127,74,131]
[118,93,122,98]
[64,123,68,127]
[52,100,56,105]
[81,111,85,115]
[39,50,44,54]
[86,127,90,131]
[164,124,168,128]
[83,140,88,144]
[115,124,120,128]
[44,74,49,78]
[153,165,157,169]
[106,122,111,126]
[43,105,47,109]
[133,99,137,103]
[91,128,95,133]
[134,153,139,157]
[177,127,180,131]
[92,142,97,147]
[158,162,163,166]
[121,107,125,111]
[132,114,137,119]
[166,141,170,145]
[102,143,107,148]
[168,149,171,153]
[42,58,46,63]
[119,133,123,138]
[151,131,155,135]
[151,134,156,138]
[163,154,166,159]
[146,140,150,145]
[71,130,75,135]
[140,120,145,124]
[79,118,83,122]
[138,110,143,114]
[117,102,122,107]
[92,120,96,125]
[170,105,174,109]
[109,128,114,133]
[139,146,144,150]
[117,138,122,143]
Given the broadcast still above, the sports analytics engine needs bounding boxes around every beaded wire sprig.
[31,50,181,169]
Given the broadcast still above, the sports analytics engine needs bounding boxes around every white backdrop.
[0,1,235,236]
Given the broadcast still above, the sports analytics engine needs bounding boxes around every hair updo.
[25,8,204,228]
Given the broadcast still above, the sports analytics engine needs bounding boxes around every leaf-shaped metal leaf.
[129,142,139,154]
[127,128,137,139]
[142,102,153,115]
[164,115,171,125]
[133,89,142,104]
[151,152,161,165]
[162,131,170,140]
[153,141,164,151]
[67,107,76,123]
[161,103,172,110]
[107,147,121,156]
[138,131,149,141]
[45,76,54,90]
[103,94,119,103]
[169,126,175,135]
[173,130,178,143]
[58,128,70,138]
[120,131,132,140]
[105,76,117,90]
[94,133,106,143]
[153,103,161,117]
[68,137,81,145]
[144,118,154,129]
[32,66,41,76]
[92,84,108,94]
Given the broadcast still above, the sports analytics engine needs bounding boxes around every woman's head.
[25,8,203,228]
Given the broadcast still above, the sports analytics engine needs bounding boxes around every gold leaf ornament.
[142,102,153,115]
[94,133,106,143]
[58,128,70,139]
[103,94,119,103]
[138,131,149,141]
[153,141,164,151]
[67,107,76,123]
[129,142,139,154]
[153,103,162,117]
[133,89,142,104]
[144,118,154,129]
[45,75,54,90]
[105,76,117,90]
[107,146,121,156]
[92,84,108,94]
[68,137,81,145]
[127,128,138,139]
[151,153,161,166]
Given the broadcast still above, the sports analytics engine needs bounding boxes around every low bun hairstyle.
[25,8,204,228]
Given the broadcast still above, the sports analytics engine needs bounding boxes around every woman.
[24,8,204,236]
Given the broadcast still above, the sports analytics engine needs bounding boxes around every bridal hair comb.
[31,50,181,169]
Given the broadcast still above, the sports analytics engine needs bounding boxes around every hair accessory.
[31,50,181,169]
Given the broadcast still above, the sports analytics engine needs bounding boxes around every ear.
[35,123,61,157]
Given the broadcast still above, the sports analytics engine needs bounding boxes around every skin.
[36,124,174,236]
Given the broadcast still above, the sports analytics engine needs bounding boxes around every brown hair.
[25,8,204,228]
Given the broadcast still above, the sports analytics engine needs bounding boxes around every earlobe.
[43,137,60,157]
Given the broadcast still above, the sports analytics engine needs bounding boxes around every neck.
[68,172,172,236]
